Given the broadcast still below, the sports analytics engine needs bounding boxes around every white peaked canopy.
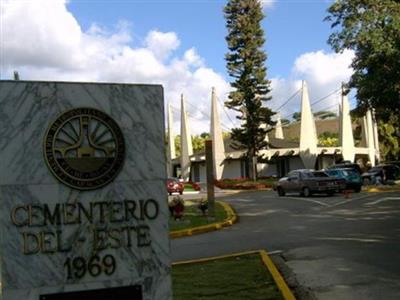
[275,114,284,139]
[372,110,380,162]
[366,110,376,166]
[166,103,175,176]
[299,81,318,169]
[340,89,355,162]
[210,87,226,180]
[180,94,193,180]
[360,116,369,147]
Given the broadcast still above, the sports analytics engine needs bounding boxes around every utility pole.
[205,140,215,218]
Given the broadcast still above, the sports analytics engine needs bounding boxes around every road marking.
[282,196,331,207]
[327,194,378,208]
[263,194,331,207]
[365,197,400,206]
[315,237,382,243]
[267,250,283,255]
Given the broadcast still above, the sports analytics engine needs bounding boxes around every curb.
[259,250,296,300]
[173,250,296,300]
[365,186,400,193]
[169,201,238,239]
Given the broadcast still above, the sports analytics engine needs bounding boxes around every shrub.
[168,196,185,220]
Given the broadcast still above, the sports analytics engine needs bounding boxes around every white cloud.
[261,0,276,9]
[1,0,82,68]
[270,50,354,120]
[0,0,234,135]
[0,0,354,136]
[293,50,354,86]
[145,30,180,61]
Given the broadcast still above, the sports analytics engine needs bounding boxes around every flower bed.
[215,177,276,190]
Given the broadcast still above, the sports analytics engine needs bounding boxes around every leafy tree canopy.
[292,110,337,122]
[314,110,337,120]
[326,0,400,119]
[292,112,301,122]
[174,133,230,157]
[281,118,290,126]
[378,114,400,161]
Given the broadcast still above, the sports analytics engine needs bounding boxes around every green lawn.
[169,201,227,232]
[183,183,196,191]
[172,253,284,300]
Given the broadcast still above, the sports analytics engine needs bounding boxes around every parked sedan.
[275,169,340,197]
[361,164,400,185]
[167,177,184,195]
[325,168,362,192]
[327,162,362,174]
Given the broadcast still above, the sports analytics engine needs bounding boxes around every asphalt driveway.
[171,190,400,300]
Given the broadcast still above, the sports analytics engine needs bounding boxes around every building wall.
[289,156,305,171]
[258,163,277,177]
[199,163,207,182]
[191,162,207,182]
[222,160,243,179]
[319,155,336,170]
[258,156,306,178]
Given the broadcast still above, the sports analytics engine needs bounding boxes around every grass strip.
[169,201,227,232]
[172,253,284,300]
[184,183,196,191]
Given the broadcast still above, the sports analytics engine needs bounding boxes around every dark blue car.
[325,168,362,192]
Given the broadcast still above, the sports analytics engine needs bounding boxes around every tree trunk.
[248,149,257,181]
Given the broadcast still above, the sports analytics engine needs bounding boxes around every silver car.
[275,169,339,197]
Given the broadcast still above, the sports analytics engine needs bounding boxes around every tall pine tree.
[224,0,274,179]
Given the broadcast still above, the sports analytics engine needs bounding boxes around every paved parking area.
[172,190,400,299]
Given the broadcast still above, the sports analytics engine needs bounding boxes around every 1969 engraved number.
[64,255,116,279]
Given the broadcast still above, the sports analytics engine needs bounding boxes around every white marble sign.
[0,80,171,300]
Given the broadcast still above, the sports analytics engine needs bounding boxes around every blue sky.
[1,0,353,134]
[67,0,333,79]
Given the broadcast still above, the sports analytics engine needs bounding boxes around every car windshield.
[327,170,338,176]
[303,171,329,178]
[343,169,357,176]
[313,171,329,177]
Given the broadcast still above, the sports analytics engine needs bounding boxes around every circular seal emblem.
[44,107,125,190]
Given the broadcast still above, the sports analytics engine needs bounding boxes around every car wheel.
[302,187,311,197]
[354,186,361,193]
[327,191,334,196]
[277,187,285,197]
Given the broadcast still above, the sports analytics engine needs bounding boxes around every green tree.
[192,135,206,153]
[281,118,290,126]
[174,135,181,157]
[292,112,301,122]
[314,110,337,120]
[292,111,337,122]
[200,132,210,139]
[175,133,231,156]
[318,131,339,147]
[224,0,275,179]
[326,0,400,119]
[378,114,400,161]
